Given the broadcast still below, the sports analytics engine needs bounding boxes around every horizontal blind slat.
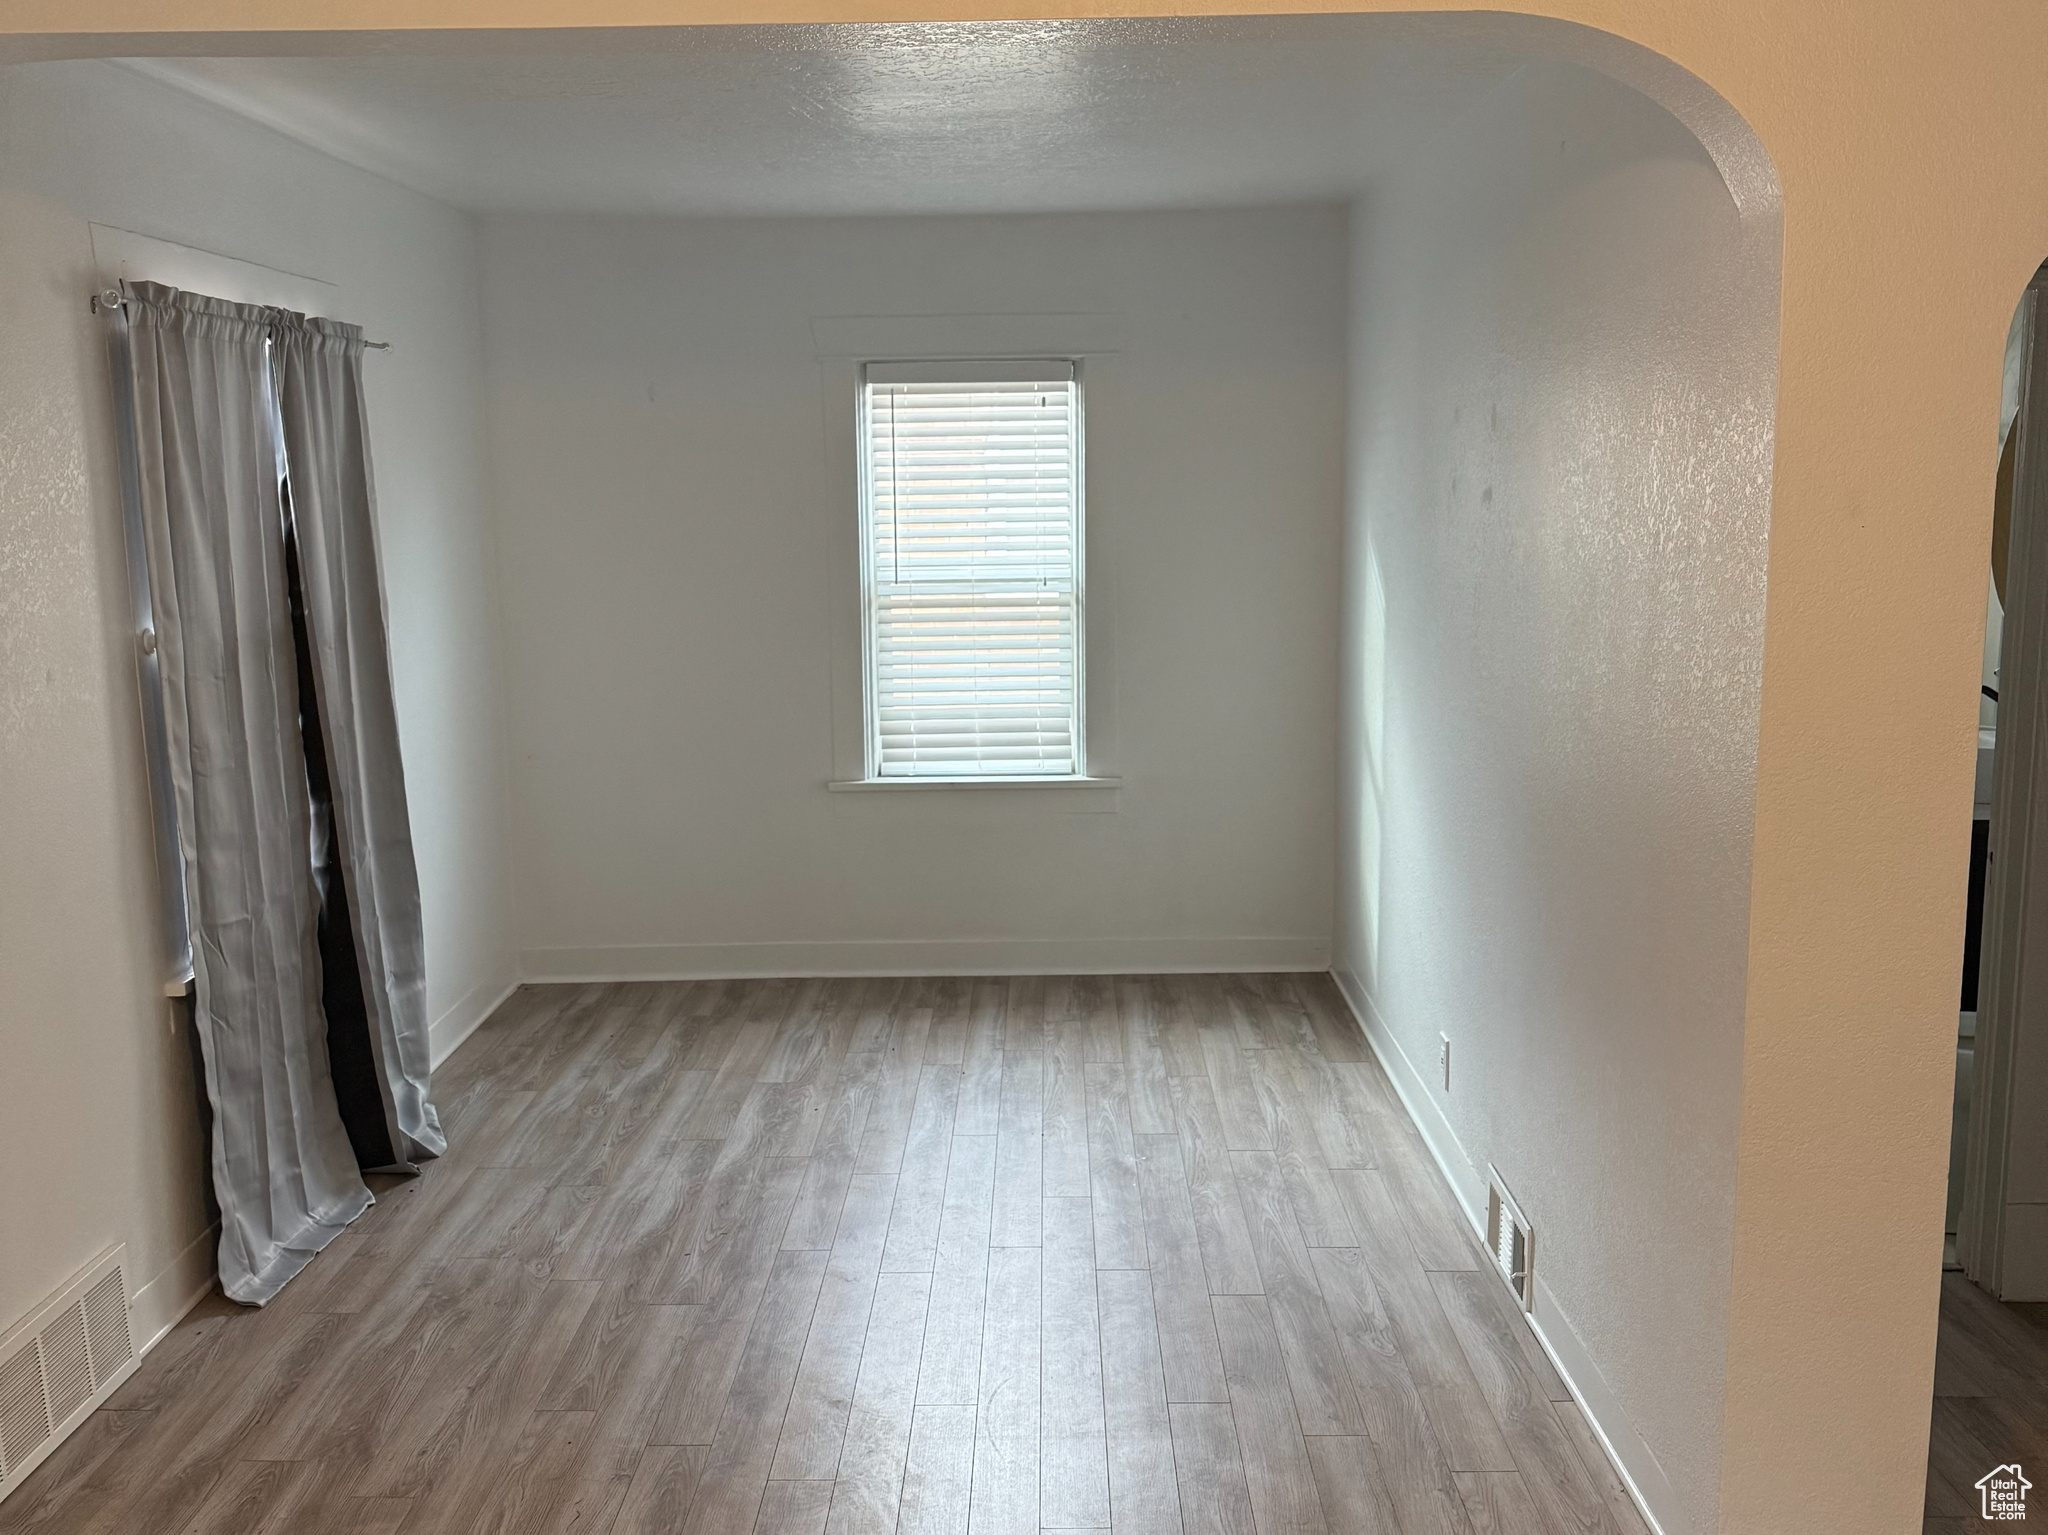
[866,369,1080,776]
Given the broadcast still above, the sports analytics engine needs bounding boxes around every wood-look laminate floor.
[1924,1271,2048,1532]
[0,975,1650,1535]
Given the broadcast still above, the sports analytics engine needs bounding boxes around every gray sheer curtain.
[121,283,371,1303]
[273,313,443,1167]
[116,282,440,1304]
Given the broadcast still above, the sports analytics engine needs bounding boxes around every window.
[860,360,1084,779]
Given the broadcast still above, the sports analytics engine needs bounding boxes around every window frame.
[855,357,1090,784]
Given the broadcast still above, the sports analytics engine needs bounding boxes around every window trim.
[855,357,1090,784]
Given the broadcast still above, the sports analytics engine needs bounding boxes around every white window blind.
[862,361,1083,778]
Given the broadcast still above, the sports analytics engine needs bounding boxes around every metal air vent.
[1486,1167,1535,1312]
[0,1247,138,1504]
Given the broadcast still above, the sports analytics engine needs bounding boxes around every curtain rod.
[91,288,392,349]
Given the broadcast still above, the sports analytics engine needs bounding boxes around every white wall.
[0,60,510,1344]
[481,207,1346,977]
[1336,60,1776,1535]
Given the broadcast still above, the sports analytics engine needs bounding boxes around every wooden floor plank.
[757,1479,836,1535]
[396,1279,604,1535]
[557,1012,696,1188]
[1075,974,1122,1063]
[492,984,620,1096]
[882,1067,963,1273]
[611,1445,709,1535]
[543,1300,698,1534]
[1150,978,1209,1079]
[1274,1041,1377,1178]
[174,1457,319,1535]
[1310,1246,1470,1535]
[971,1246,1041,1535]
[954,981,1007,1138]
[1925,1396,2002,1521]
[785,1049,884,1253]
[1168,1403,1258,1535]
[1340,1070,1475,1274]
[1428,1270,1613,1535]
[242,1261,492,1469]
[761,983,859,1164]
[1452,1472,1548,1535]
[98,1307,354,1535]
[1449,1264,1569,1404]
[1211,1295,1329,1535]
[774,1172,899,1481]
[1231,1149,1364,1436]
[897,1404,976,1535]
[1003,977,1047,1052]
[1551,1400,1651,1535]
[919,1134,997,1407]
[1334,1171,1513,1476]
[1197,1031,1272,1154]
[11,974,1633,1535]
[855,1009,936,1179]
[537,1281,654,1413]
[650,1157,807,1445]
[1304,1437,1403,1535]
[1098,1267,1186,1535]
[1217,974,1275,1051]
[1169,1075,1263,1297]
[1087,1062,1149,1270]
[1135,1132,1229,1405]
[824,1270,931,1535]
[991,1048,1045,1249]
[920,977,970,1066]
[1045,1017,1094,1200]
[340,1269,592,1504]
[1236,1047,1351,1252]
[1041,1196,1110,1528]
[609,1143,730,1297]
[278,1465,413,1535]
[675,995,788,1142]
[1287,976,1368,1065]
[0,1407,153,1533]
[761,979,854,1083]
[681,1247,832,1535]
[1115,978,1177,1137]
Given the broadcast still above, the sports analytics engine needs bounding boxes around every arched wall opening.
[0,16,1785,1535]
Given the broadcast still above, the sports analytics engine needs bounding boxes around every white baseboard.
[521,936,1330,982]
[1333,967,1488,1221]
[428,969,519,1070]
[1523,1272,1687,1535]
[1330,967,1685,1535]
[129,1220,218,1357]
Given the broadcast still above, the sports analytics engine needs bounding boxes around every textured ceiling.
[121,17,1527,216]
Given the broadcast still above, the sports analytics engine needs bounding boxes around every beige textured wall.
[2,4,2039,1530]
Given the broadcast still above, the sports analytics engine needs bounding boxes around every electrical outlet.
[1439,1033,1452,1092]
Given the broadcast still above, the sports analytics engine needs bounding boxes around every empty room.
[0,7,2036,1535]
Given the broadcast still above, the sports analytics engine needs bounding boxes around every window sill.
[828,775,1121,793]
